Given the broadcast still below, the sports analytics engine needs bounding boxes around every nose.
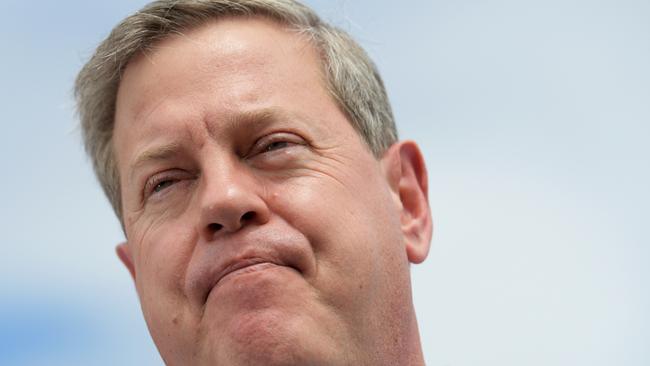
[199,163,270,240]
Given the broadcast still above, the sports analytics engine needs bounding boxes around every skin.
[113,17,432,366]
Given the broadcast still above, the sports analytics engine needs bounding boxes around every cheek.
[130,216,200,347]
[269,165,404,308]
[129,200,198,294]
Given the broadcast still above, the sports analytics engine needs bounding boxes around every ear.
[116,242,136,281]
[381,141,433,264]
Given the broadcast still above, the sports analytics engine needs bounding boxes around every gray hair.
[75,0,397,221]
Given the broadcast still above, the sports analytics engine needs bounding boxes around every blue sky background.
[1,0,648,365]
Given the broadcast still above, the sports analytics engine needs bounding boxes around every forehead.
[113,16,343,166]
[115,17,324,125]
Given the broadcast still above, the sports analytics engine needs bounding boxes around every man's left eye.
[251,133,304,157]
[264,140,290,152]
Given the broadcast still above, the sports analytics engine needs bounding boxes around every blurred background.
[1,0,648,365]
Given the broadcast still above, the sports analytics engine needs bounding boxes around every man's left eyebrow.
[221,108,286,132]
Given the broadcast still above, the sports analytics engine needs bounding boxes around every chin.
[196,273,347,366]
[209,307,341,366]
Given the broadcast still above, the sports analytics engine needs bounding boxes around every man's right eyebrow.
[129,142,183,179]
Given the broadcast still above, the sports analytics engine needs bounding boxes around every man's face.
[113,17,430,365]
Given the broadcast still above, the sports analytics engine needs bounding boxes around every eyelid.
[250,132,305,156]
[143,170,188,201]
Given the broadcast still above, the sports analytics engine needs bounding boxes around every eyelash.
[250,133,301,157]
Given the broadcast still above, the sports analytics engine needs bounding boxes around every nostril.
[208,223,223,232]
[241,211,256,222]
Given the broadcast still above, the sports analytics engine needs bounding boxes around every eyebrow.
[126,108,314,182]
[218,108,286,137]
[129,141,183,181]
[232,109,277,124]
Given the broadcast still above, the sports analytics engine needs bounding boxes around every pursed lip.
[186,229,313,308]
[202,255,298,304]
[214,258,280,287]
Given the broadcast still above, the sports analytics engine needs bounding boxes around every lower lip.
[205,263,300,308]
[216,262,283,287]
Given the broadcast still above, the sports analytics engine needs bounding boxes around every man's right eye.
[153,179,175,193]
[144,174,180,200]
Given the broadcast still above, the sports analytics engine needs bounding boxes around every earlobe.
[382,141,433,264]
[116,242,136,281]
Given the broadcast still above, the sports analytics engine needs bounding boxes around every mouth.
[217,260,279,286]
[191,234,313,309]
[204,258,299,303]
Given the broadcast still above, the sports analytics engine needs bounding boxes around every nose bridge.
[199,157,269,237]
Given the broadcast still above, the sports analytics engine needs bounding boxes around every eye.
[144,177,177,199]
[152,179,176,193]
[143,170,189,201]
[250,132,304,157]
[263,140,290,152]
